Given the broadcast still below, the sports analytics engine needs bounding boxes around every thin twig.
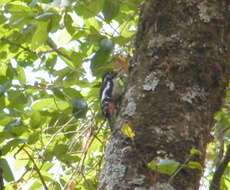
[63,123,104,189]
[15,169,29,184]
[43,117,75,153]
[23,147,48,190]
[168,156,191,184]
[46,38,74,64]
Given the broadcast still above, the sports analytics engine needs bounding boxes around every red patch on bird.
[115,56,129,73]
[108,102,115,114]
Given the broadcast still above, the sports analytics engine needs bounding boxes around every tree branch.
[210,144,230,190]
[46,37,73,63]
[23,147,48,190]
[1,38,37,55]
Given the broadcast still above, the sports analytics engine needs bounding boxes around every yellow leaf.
[121,122,135,139]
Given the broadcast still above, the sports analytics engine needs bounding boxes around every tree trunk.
[99,0,230,189]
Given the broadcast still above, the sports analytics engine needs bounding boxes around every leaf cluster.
[0,0,142,189]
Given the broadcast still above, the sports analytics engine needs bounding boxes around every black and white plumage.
[100,72,125,130]
[100,72,115,121]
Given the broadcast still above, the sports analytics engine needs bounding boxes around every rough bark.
[99,0,230,190]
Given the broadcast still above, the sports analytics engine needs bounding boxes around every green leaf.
[64,13,75,35]
[29,180,42,189]
[102,0,120,22]
[53,144,68,159]
[43,149,53,161]
[41,162,54,171]
[75,0,104,18]
[0,51,7,61]
[46,54,57,70]
[17,66,26,85]
[0,132,12,142]
[190,148,202,156]
[56,48,75,68]
[8,90,28,109]
[0,85,6,96]
[186,161,203,170]
[70,51,83,67]
[6,1,31,13]
[32,98,70,112]
[60,154,81,164]
[35,12,54,21]
[49,13,61,33]
[4,119,26,136]
[28,131,40,144]
[113,36,129,45]
[30,111,42,129]
[31,21,48,49]
[148,159,180,175]
[0,0,11,5]
[0,63,7,76]
[1,138,26,155]
[52,88,66,100]
[90,39,114,75]
[90,49,111,75]
[0,96,5,109]
[121,122,135,139]
[6,2,34,29]
[49,181,62,190]
[63,88,82,99]
[0,113,12,126]
[0,158,15,182]
[83,178,97,189]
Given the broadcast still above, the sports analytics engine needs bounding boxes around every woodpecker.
[100,72,124,130]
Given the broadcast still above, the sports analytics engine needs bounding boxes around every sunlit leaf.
[53,143,68,160]
[31,21,48,49]
[7,90,28,109]
[17,66,26,85]
[63,87,82,99]
[147,159,180,175]
[0,158,15,182]
[0,63,7,76]
[6,1,31,12]
[75,0,104,18]
[121,122,135,139]
[1,138,26,155]
[186,161,203,171]
[29,180,42,189]
[52,88,66,100]
[190,148,202,156]
[32,98,70,112]
[0,0,11,5]
[30,111,42,129]
[64,13,75,35]
[28,131,40,144]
